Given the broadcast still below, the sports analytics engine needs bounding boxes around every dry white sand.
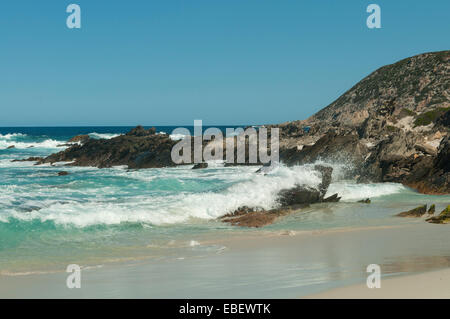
[306,268,450,299]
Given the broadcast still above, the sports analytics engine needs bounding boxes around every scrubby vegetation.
[414,107,450,127]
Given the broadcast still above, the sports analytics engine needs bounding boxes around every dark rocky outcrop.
[7,145,15,149]
[358,198,371,204]
[39,126,177,169]
[372,136,450,195]
[396,205,427,217]
[277,165,334,205]
[428,204,436,214]
[57,171,69,176]
[280,131,368,168]
[322,193,341,202]
[221,165,338,227]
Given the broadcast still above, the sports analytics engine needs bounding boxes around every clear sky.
[0,0,449,126]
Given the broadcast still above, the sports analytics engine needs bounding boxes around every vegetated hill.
[275,50,449,194]
[310,50,450,127]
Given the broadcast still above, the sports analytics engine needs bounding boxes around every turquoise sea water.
[0,127,449,279]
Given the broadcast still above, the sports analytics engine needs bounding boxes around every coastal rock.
[68,134,90,144]
[358,198,371,204]
[277,165,334,206]
[221,165,338,227]
[280,131,368,168]
[322,193,341,203]
[396,205,427,217]
[7,145,15,149]
[12,156,44,163]
[192,163,208,169]
[57,171,69,176]
[277,185,321,206]
[220,205,308,228]
[39,126,177,169]
[126,125,156,137]
[426,205,450,224]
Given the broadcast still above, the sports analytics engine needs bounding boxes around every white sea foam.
[0,139,65,150]
[88,132,121,139]
[0,164,408,228]
[326,181,407,201]
[169,133,187,141]
[0,133,27,140]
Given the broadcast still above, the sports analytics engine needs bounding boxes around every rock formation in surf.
[220,165,339,227]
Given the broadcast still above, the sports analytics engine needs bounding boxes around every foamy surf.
[0,163,409,228]
[88,132,121,139]
[0,133,66,150]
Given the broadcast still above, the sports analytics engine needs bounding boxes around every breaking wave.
[0,163,408,228]
[88,132,121,139]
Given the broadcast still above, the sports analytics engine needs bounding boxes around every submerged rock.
[57,171,69,176]
[7,145,15,149]
[220,205,308,228]
[358,198,371,204]
[396,205,427,217]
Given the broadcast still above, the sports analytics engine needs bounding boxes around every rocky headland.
[15,50,449,227]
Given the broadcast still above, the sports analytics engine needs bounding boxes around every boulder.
[428,204,436,214]
[358,198,371,204]
[57,171,69,176]
[6,145,15,149]
[396,205,427,217]
[277,185,321,206]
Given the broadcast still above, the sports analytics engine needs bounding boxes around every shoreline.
[2,222,450,298]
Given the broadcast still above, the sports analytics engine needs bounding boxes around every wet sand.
[1,222,450,298]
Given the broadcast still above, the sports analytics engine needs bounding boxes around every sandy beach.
[1,222,450,298]
[307,268,450,299]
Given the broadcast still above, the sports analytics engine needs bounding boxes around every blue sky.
[0,0,449,126]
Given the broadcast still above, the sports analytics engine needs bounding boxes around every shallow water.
[0,128,449,288]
